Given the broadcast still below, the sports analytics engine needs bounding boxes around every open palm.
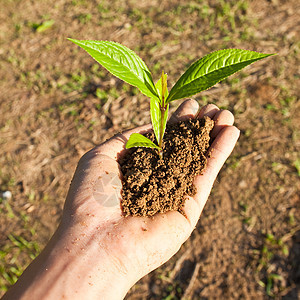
[62,99,239,287]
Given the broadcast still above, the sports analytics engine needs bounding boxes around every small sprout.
[30,20,55,33]
[68,39,274,158]
[293,158,300,176]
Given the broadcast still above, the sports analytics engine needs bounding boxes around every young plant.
[68,39,273,158]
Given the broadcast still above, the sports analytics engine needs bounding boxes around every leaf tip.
[67,37,78,44]
[260,52,277,58]
[125,140,133,149]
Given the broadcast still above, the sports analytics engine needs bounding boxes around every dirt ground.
[0,0,299,298]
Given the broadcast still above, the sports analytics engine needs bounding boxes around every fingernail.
[183,99,199,115]
[197,104,219,119]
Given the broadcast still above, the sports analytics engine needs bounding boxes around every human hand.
[4,100,239,300]
[61,99,239,296]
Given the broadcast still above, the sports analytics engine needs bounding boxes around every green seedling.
[68,39,273,158]
[30,20,55,33]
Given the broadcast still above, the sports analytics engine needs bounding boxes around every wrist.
[5,221,134,300]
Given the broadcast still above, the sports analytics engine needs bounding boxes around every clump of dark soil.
[119,116,214,217]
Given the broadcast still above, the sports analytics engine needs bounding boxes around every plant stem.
[158,105,166,149]
[158,97,165,159]
[158,71,167,159]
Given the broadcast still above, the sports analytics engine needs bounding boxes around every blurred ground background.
[0,0,299,298]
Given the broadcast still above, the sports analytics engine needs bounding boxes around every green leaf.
[68,39,158,99]
[167,49,274,102]
[150,73,169,145]
[126,133,161,149]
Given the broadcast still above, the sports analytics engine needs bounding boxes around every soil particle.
[119,116,214,217]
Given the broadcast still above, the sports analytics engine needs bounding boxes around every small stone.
[239,180,247,188]
[1,191,12,201]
